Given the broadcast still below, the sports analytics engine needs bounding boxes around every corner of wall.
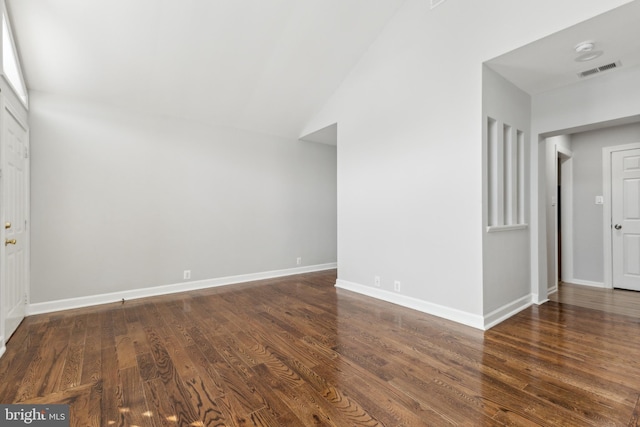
[335,279,485,330]
[483,294,534,330]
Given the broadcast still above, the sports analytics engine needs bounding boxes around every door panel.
[612,149,640,290]
[3,104,28,340]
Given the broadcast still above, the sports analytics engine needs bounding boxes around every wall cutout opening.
[487,116,526,231]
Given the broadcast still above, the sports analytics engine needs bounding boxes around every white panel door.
[2,103,28,340]
[612,149,640,291]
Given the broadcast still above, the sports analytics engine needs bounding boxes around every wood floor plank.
[13,320,71,401]
[3,270,640,426]
[630,394,640,427]
[142,377,195,427]
[0,323,45,402]
[100,310,120,427]
[143,326,201,425]
[19,383,94,426]
[240,368,305,425]
[80,312,102,386]
[117,366,155,427]
[115,334,138,371]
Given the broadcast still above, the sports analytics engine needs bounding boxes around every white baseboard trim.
[0,341,5,359]
[531,292,549,305]
[27,263,337,316]
[547,285,558,295]
[335,279,485,330]
[564,278,607,288]
[483,294,533,330]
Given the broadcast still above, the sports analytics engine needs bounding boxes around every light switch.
[595,196,604,205]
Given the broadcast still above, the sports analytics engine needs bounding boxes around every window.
[2,11,27,106]
[487,116,526,231]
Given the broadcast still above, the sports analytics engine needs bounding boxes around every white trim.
[602,143,640,289]
[551,144,573,290]
[27,263,337,316]
[486,224,528,233]
[483,294,533,330]
[0,341,5,359]
[335,279,485,330]
[559,154,574,285]
[564,278,607,288]
[531,293,549,305]
[547,285,558,295]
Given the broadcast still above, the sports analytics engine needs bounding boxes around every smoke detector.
[574,41,595,53]
[574,40,603,62]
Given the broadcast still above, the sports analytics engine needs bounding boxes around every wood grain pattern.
[551,281,640,317]
[1,270,640,426]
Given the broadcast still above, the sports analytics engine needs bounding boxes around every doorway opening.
[557,148,573,291]
[558,157,562,282]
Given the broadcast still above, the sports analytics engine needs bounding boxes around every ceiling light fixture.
[574,40,603,62]
[574,41,595,53]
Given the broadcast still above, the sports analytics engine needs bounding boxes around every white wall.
[302,0,633,328]
[482,66,531,320]
[29,91,337,304]
[533,64,640,299]
[570,122,640,284]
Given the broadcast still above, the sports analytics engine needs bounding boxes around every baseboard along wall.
[27,263,337,316]
[335,279,533,330]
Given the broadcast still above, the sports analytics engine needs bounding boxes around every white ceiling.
[8,1,640,140]
[486,0,640,95]
[6,0,405,138]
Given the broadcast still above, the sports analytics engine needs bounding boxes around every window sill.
[486,224,528,233]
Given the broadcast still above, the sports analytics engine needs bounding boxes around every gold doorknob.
[5,239,16,246]
[4,222,10,229]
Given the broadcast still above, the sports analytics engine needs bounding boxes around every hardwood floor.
[550,281,640,317]
[1,270,640,426]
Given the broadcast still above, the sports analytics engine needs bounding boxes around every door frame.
[602,142,640,289]
[556,146,573,288]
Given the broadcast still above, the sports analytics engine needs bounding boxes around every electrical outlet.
[374,276,381,287]
[394,280,401,292]
[296,257,302,265]
[183,270,191,280]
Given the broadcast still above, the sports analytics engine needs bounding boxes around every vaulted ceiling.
[8,1,640,140]
[6,0,405,138]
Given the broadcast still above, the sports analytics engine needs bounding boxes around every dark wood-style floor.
[1,271,640,426]
[550,280,640,317]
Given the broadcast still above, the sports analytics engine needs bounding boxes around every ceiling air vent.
[578,61,622,78]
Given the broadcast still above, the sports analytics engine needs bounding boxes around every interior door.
[612,148,640,291]
[2,102,28,341]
